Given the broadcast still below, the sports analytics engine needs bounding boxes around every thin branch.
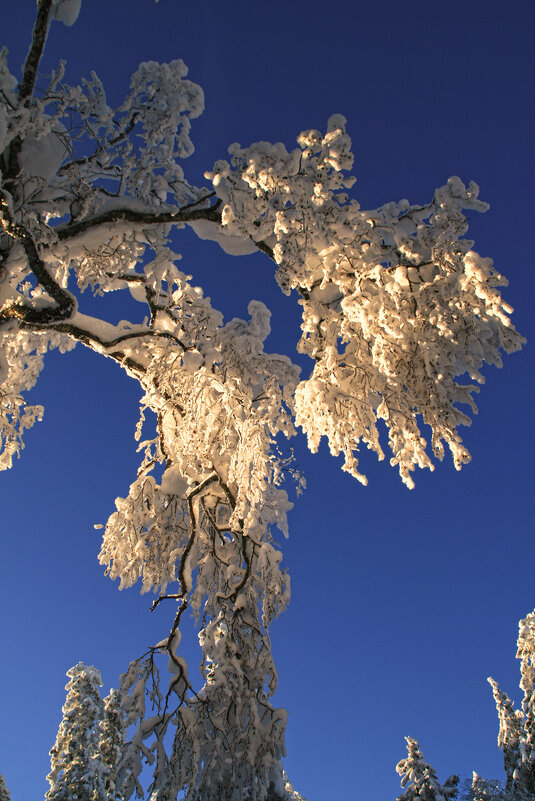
[150,593,181,612]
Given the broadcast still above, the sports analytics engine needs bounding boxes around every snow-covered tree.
[0,775,11,801]
[282,772,308,801]
[487,679,523,798]
[460,773,505,801]
[46,663,106,801]
[1,3,524,800]
[396,737,458,801]
[98,688,127,801]
[488,610,535,800]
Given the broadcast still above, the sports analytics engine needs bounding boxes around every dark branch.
[0,192,76,326]
[2,2,55,183]
[108,353,145,378]
[51,321,187,352]
[254,239,274,260]
[57,197,223,241]
[18,0,54,101]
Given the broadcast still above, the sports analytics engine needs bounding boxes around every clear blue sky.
[1,2,534,800]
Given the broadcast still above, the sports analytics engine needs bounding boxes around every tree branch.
[1,2,55,184]
[18,0,55,101]
[0,192,76,326]
[56,197,223,242]
[51,320,188,352]
[254,239,274,260]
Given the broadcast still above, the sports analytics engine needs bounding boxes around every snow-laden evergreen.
[0,2,524,799]
[0,775,11,801]
[461,773,505,801]
[46,663,106,801]
[282,772,308,800]
[98,688,127,801]
[488,610,535,800]
[396,737,458,801]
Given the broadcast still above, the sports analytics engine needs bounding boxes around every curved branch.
[151,472,220,618]
[51,320,188,352]
[56,196,223,241]
[0,192,76,326]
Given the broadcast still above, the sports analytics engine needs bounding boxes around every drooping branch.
[50,320,187,353]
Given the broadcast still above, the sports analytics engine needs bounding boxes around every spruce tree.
[487,678,523,798]
[0,775,11,801]
[282,772,308,800]
[396,737,458,801]
[461,773,505,801]
[97,689,127,801]
[488,609,535,801]
[46,663,106,801]
[516,611,535,798]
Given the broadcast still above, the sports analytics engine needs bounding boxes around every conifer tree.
[396,737,458,801]
[0,775,11,801]
[516,611,535,798]
[488,610,535,800]
[97,688,127,801]
[487,678,523,798]
[461,773,505,801]
[282,772,308,801]
[46,663,106,801]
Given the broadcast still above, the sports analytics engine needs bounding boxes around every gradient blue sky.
[1,2,534,800]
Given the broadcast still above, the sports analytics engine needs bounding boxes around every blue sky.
[1,2,534,800]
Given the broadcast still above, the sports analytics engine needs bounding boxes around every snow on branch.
[206,118,525,487]
[0,5,525,798]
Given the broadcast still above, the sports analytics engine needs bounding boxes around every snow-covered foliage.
[396,737,459,801]
[0,775,11,801]
[98,688,127,801]
[46,663,107,801]
[283,771,308,800]
[0,3,524,800]
[461,773,505,801]
[206,123,523,487]
[46,665,128,801]
[488,610,535,800]
[0,329,74,469]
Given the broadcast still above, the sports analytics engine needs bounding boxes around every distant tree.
[395,737,458,801]
[282,773,308,801]
[488,610,535,800]
[0,775,11,801]
[46,663,106,801]
[460,773,505,801]
[1,2,524,800]
[98,688,127,801]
